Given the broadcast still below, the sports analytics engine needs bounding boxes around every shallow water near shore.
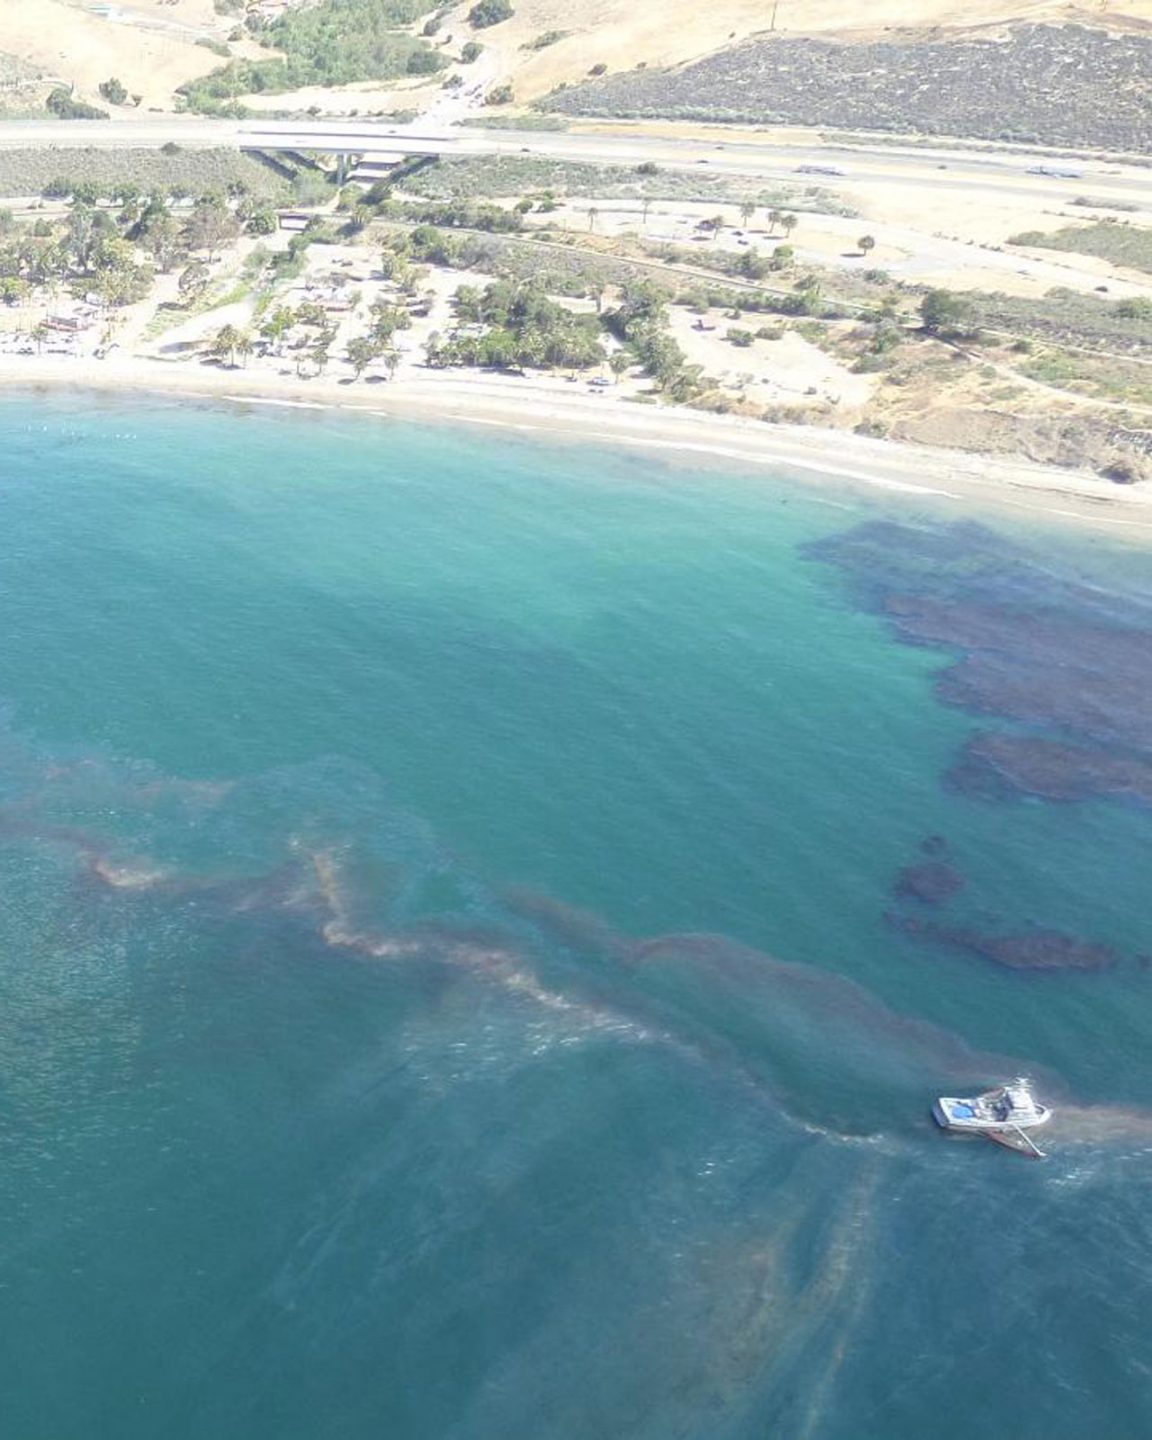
[2,392,1152,1439]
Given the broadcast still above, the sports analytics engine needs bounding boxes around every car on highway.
[1026,165,1083,179]
[795,164,845,177]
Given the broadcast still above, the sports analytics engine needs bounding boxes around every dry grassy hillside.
[1,0,1150,116]
[0,0,222,111]
[485,0,1152,101]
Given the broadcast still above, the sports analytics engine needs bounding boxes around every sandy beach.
[3,350,1152,539]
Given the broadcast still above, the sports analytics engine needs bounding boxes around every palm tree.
[858,234,876,256]
[739,201,755,229]
[310,339,331,376]
[587,206,600,233]
[210,323,242,367]
[260,306,295,357]
[383,348,401,381]
[640,197,651,231]
[710,213,725,242]
[766,208,784,235]
[781,212,798,239]
[346,335,379,379]
[233,330,254,368]
[609,350,631,383]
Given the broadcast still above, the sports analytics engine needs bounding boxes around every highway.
[0,117,1149,210]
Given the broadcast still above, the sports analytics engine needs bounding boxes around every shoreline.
[4,353,1152,539]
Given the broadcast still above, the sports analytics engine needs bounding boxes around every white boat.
[933,1078,1051,1135]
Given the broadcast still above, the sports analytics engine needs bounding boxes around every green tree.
[182,196,237,260]
[309,337,332,375]
[460,40,483,62]
[210,323,244,366]
[260,305,296,355]
[346,334,380,379]
[98,77,128,105]
[858,234,876,256]
[138,211,183,272]
[64,202,98,271]
[780,212,798,238]
[920,288,974,337]
[739,201,755,228]
[0,276,30,306]
[609,349,630,382]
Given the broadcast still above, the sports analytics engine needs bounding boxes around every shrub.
[468,0,513,27]
[920,288,975,337]
[407,48,443,74]
[485,82,515,105]
[460,40,483,62]
[521,30,569,50]
[852,352,890,373]
[46,88,108,120]
[98,78,128,105]
[588,62,607,76]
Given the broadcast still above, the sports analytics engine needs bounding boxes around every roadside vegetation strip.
[1008,222,1152,276]
[964,289,1152,359]
[398,155,855,215]
[543,24,1152,153]
[0,148,289,201]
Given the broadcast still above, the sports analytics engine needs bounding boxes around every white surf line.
[1041,507,1152,528]
[440,411,545,432]
[435,410,966,497]
[458,415,1152,524]
[225,395,332,411]
[608,434,965,498]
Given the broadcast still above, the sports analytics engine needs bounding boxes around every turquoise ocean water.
[1,392,1151,1438]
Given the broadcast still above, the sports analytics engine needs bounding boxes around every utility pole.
[770,1,779,31]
